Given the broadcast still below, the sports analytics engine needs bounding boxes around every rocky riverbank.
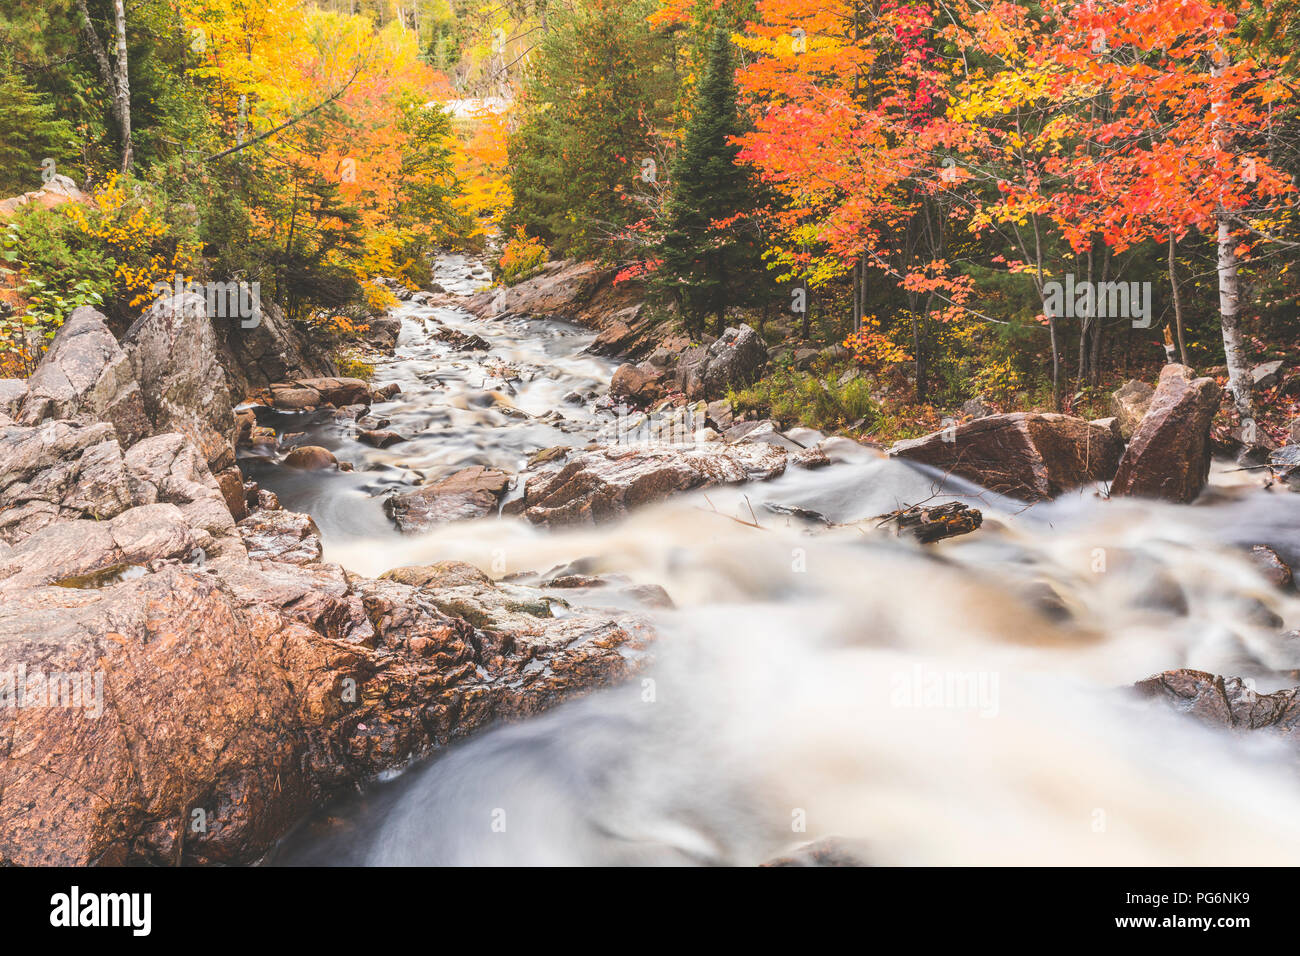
[7,252,1300,866]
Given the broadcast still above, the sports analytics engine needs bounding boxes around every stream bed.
[261,256,1300,865]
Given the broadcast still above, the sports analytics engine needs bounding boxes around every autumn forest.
[1,0,1297,444]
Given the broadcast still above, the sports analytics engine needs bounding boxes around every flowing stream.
[263,255,1300,865]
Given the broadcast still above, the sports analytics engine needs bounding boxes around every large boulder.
[464,260,603,321]
[0,421,135,544]
[16,307,149,444]
[521,442,788,526]
[122,292,236,474]
[1109,379,1155,440]
[0,559,652,865]
[291,377,370,407]
[1135,669,1300,747]
[675,325,768,400]
[0,503,197,590]
[888,412,1123,501]
[237,509,323,564]
[610,362,664,403]
[385,465,510,532]
[123,432,240,552]
[1111,364,1220,503]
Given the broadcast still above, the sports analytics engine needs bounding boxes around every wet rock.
[521,442,788,527]
[888,412,1122,502]
[674,325,767,400]
[0,549,654,867]
[1112,364,1220,503]
[610,362,665,403]
[464,259,603,322]
[371,382,401,401]
[234,407,256,447]
[357,429,405,448]
[122,292,237,474]
[262,384,322,410]
[0,504,196,590]
[764,502,831,524]
[380,561,493,589]
[761,837,870,867]
[434,328,490,351]
[123,432,239,550]
[1110,379,1155,440]
[283,446,338,470]
[212,465,247,521]
[792,445,831,469]
[0,421,134,544]
[726,419,803,452]
[332,404,368,421]
[365,314,402,351]
[1248,545,1293,590]
[620,584,675,609]
[1135,669,1300,746]
[293,377,370,407]
[527,445,570,468]
[385,466,510,532]
[238,509,323,565]
[16,307,149,444]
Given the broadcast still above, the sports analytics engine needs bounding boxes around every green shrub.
[730,369,880,432]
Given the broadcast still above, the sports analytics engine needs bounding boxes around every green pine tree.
[655,24,767,336]
[0,53,75,196]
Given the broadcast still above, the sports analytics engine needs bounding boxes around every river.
[258,255,1300,865]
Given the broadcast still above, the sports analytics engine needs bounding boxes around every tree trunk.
[110,0,132,173]
[1212,46,1253,421]
[76,0,132,174]
[1168,233,1189,365]
[1217,212,1254,419]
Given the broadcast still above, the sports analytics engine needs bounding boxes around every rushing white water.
[266,256,1300,866]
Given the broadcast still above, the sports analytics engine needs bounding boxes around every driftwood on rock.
[875,501,983,543]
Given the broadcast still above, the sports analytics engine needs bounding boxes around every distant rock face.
[1111,364,1220,503]
[16,307,149,444]
[213,298,337,402]
[122,292,237,474]
[521,442,788,526]
[888,412,1123,501]
[385,465,510,532]
[1110,379,1155,440]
